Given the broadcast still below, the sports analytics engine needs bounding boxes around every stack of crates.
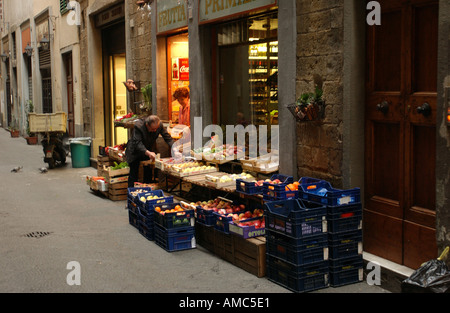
[298,177,363,287]
[264,199,330,293]
[154,202,196,252]
[127,187,153,230]
[128,189,174,241]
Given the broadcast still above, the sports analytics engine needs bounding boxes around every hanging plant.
[287,86,325,122]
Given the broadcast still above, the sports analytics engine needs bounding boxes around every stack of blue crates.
[264,199,330,293]
[136,190,174,241]
[127,187,153,231]
[298,177,364,287]
[153,202,196,252]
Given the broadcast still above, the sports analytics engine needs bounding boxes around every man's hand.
[145,150,156,160]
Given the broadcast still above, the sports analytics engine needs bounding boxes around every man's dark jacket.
[125,119,174,164]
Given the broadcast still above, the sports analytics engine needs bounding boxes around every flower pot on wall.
[26,136,38,145]
[10,130,20,138]
[287,100,326,122]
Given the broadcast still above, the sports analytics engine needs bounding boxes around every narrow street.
[0,129,389,295]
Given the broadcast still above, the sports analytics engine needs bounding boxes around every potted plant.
[9,117,20,137]
[287,86,326,122]
[141,83,152,113]
[25,100,38,144]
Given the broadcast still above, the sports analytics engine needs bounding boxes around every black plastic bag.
[402,247,450,293]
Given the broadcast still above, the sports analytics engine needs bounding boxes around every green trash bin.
[69,137,92,168]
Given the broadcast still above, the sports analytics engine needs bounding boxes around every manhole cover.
[23,231,53,238]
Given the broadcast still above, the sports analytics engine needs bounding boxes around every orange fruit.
[286,184,296,191]
[155,207,161,213]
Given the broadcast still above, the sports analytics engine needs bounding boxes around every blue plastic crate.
[328,229,363,259]
[154,224,196,252]
[262,174,294,192]
[195,206,217,226]
[266,230,328,265]
[266,255,329,293]
[298,177,361,207]
[128,209,139,229]
[264,199,327,238]
[327,204,363,233]
[127,187,153,204]
[154,202,195,229]
[214,212,240,234]
[329,255,364,287]
[235,178,263,195]
[136,206,154,228]
[138,220,154,241]
[262,188,299,202]
[137,190,174,215]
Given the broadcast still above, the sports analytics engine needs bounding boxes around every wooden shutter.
[60,0,68,15]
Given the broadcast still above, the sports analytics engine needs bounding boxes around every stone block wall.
[79,0,90,137]
[296,0,344,187]
[127,1,152,112]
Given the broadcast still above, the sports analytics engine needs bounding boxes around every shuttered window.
[60,0,69,15]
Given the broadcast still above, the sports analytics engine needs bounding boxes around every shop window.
[167,32,189,125]
[216,11,278,128]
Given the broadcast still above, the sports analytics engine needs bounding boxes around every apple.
[244,211,252,219]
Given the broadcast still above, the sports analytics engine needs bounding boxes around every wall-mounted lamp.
[39,36,50,51]
[24,43,33,57]
[0,53,8,62]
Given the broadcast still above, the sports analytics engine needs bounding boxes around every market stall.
[86,142,363,293]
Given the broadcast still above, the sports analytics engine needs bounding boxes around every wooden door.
[65,53,75,137]
[364,0,438,269]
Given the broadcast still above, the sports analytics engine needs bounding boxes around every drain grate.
[23,231,53,238]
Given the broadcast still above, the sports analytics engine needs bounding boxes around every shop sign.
[157,0,188,34]
[179,58,189,81]
[199,0,277,23]
[95,4,125,28]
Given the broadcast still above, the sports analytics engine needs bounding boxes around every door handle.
[416,102,431,117]
[376,101,389,114]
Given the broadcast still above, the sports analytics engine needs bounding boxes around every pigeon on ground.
[11,166,23,173]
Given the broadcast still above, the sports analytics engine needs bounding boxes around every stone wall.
[127,1,152,113]
[296,0,344,187]
[79,0,90,137]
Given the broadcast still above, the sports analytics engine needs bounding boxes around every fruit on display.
[208,172,255,183]
[129,188,151,198]
[231,208,264,223]
[285,181,300,191]
[195,198,242,214]
[192,144,245,160]
[139,194,166,203]
[236,218,265,229]
[154,204,187,216]
[177,164,216,174]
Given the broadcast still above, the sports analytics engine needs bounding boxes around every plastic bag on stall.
[401,247,450,293]
[171,125,191,160]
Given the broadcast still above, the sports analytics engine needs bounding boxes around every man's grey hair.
[144,115,160,126]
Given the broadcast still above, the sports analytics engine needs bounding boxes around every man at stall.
[125,115,174,187]
[173,87,190,127]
